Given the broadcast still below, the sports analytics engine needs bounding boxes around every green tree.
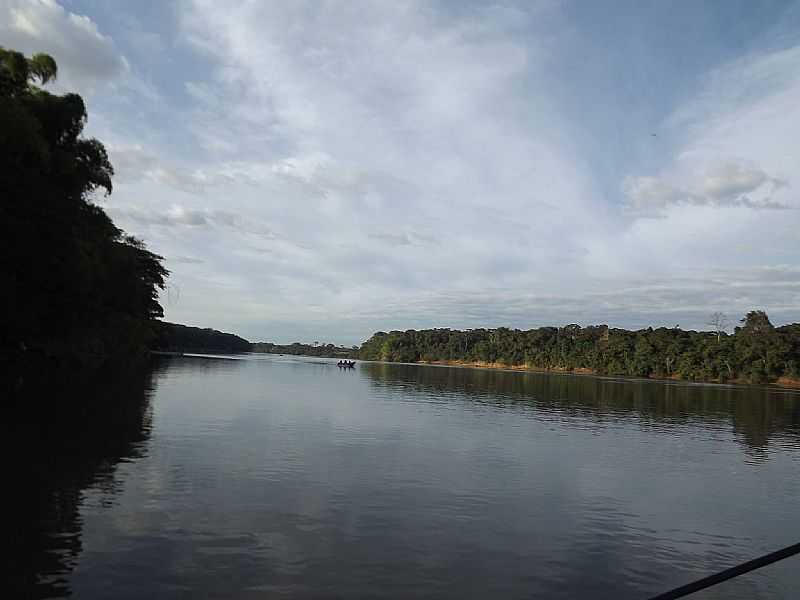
[358,311,800,387]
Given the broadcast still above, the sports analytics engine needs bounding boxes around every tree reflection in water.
[361,362,800,457]
[6,361,164,598]
[6,359,800,599]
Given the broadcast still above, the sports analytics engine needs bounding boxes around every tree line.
[1,48,167,374]
[252,341,357,358]
[358,311,800,385]
[153,322,252,354]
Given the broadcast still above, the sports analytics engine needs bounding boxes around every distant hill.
[152,322,252,354]
[252,341,356,358]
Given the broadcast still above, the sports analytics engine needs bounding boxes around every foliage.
[358,312,800,385]
[153,322,252,354]
[1,48,168,369]
[252,341,357,358]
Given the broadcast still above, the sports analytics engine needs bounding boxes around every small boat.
[337,360,356,368]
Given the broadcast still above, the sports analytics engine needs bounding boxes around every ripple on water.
[17,355,800,599]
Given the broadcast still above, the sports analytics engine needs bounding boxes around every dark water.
[10,355,800,599]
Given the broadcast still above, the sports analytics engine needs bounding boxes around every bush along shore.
[358,311,800,387]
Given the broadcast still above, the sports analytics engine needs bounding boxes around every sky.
[3,0,800,344]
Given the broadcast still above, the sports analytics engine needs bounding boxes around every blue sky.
[3,0,800,343]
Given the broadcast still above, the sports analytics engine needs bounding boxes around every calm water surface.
[12,355,800,598]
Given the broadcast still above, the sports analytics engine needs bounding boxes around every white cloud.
[623,160,790,215]
[621,176,687,214]
[109,145,239,193]
[112,205,210,227]
[109,1,796,340]
[653,45,800,205]
[701,161,786,203]
[172,0,605,277]
[703,162,769,199]
[0,0,127,93]
[622,41,800,250]
[18,1,797,341]
[109,204,276,239]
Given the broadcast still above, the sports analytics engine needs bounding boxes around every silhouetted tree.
[251,340,355,358]
[1,47,168,370]
[153,322,251,354]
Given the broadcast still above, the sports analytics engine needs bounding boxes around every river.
[11,354,800,598]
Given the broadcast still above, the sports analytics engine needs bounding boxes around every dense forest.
[359,311,800,385]
[1,48,167,374]
[253,341,357,358]
[153,322,252,354]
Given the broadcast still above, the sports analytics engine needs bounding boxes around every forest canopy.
[252,341,357,358]
[153,322,252,354]
[358,311,800,385]
[1,48,168,369]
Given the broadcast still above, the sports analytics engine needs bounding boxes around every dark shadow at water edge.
[3,359,167,599]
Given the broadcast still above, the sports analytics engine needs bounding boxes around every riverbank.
[358,319,800,390]
[777,376,800,389]
[415,359,800,389]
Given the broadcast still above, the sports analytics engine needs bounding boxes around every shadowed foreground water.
[11,355,800,599]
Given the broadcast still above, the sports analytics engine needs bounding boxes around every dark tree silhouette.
[252,340,356,358]
[153,322,252,354]
[1,47,168,373]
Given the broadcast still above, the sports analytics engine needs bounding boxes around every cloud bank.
[13,1,800,342]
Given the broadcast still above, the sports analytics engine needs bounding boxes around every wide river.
[13,354,800,598]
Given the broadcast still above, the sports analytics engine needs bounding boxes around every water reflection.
[361,362,800,456]
[7,363,160,598]
[8,356,800,599]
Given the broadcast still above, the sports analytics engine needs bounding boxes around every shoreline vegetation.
[165,311,800,391]
[358,313,800,389]
[252,341,357,358]
[152,322,251,355]
[412,359,800,389]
